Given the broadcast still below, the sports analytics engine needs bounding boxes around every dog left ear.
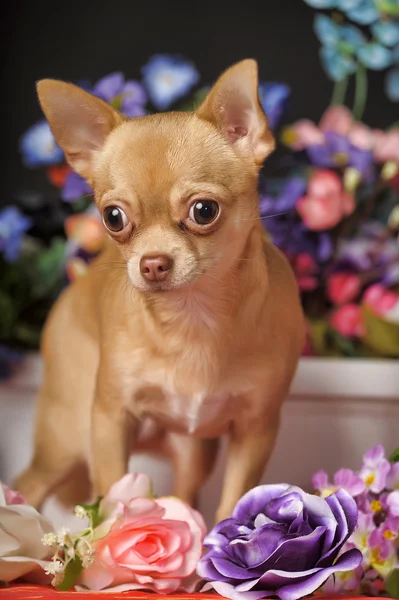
[196,59,275,166]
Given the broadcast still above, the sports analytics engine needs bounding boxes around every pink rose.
[319,106,353,137]
[363,284,398,317]
[78,474,206,594]
[327,272,362,305]
[77,495,206,593]
[297,170,355,231]
[330,304,364,338]
[1,482,26,505]
[291,253,318,291]
[373,129,399,164]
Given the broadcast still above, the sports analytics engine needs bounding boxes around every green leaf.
[56,556,83,591]
[390,447,399,463]
[13,322,41,347]
[386,569,399,599]
[362,305,399,357]
[81,496,103,529]
[178,87,210,111]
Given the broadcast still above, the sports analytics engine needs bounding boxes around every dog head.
[38,60,274,293]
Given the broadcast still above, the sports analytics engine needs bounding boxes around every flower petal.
[358,43,392,70]
[232,484,290,523]
[386,67,399,102]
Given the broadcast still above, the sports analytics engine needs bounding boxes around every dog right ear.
[37,80,122,181]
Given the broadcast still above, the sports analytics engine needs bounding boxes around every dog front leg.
[90,363,136,498]
[215,409,280,523]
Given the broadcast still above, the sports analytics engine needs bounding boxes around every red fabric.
[0,586,392,599]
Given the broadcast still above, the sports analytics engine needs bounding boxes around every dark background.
[2,0,398,206]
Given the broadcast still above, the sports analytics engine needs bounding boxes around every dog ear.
[196,59,275,165]
[36,79,123,180]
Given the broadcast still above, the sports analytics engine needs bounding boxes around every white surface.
[1,354,398,528]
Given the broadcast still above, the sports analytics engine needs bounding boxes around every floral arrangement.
[3,444,399,598]
[1,0,399,375]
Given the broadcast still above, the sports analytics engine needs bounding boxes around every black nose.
[139,255,173,282]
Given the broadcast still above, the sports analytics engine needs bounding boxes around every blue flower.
[19,121,64,168]
[372,21,399,47]
[61,172,93,203]
[385,42,399,100]
[259,83,291,130]
[0,207,32,262]
[315,15,366,80]
[93,72,147,117]
[303,0,337,6]
[337,0,380,24]
[142,55,199,110]
[357,42,392,69]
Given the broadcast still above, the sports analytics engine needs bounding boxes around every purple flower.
[359,444,391,494]
[93,72,147,117]
[307,131,374,178]
[260,178,307,216]
[0,206,32,262]
[387,490,399,517]
[61,172,93,203]
[264,218,333,263]
[142,54,199,110]
[197,484,362,600]
[313,468,365,498]
[259,83,291,130]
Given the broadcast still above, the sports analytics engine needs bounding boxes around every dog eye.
[103,206,128,232]
[189,200,219,225]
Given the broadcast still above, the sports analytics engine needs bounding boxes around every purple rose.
[197,484,362,600]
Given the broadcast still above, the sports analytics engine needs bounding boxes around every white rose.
[0,483,54,583]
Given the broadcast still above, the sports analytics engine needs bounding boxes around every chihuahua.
[14,60,305,522]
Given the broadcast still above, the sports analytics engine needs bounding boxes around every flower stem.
[330,77,348,106]
[353,63,368,121]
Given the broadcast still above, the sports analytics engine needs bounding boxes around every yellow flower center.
[371,547,384,566]
[370,500,382,513]
[333,152,348,166]
[365,473,375,487]
[383,530,396,540]
[280,128,297,147]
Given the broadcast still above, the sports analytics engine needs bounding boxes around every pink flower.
[387,462,399,490]
[99,473,153,522]
[297,170,355,231]
[291,253,318,291]
[363,284,398,317]
[327,272,362,305]
[1,482,26,505]
[373,128,399,165]
[77,495,206,593]
[313,468,365,498]
[286,106,374,152]
[387,490,399,517]
[359,444,391,494]
[330,304,364,338]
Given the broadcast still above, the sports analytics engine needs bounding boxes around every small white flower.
[82,554,95,568]
[45,560,64,575]
[56,526,71,545]
[75,505,86,519]
[41,532,58,546]
[66,547,75,559]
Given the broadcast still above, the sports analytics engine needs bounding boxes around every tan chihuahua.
[15,60,305,522]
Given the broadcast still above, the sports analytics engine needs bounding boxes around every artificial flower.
[290,253,319,291]
[359,444,391,493]
[284,106,375,177]
[142,54,199,110]
[93,72,147,117]
[0,482,54,584]
[327,272,362,305]
[387,490,399,516]
[314,15,366,80]
[61,171,93,203]
[363,284,399,317]
[0,206,32,262]
[197,483,362,600]
[19,120,64,168]
[373,128,399,165]
[322,564,364,593]
[65,211,106,255]
[313,468,365,497]
[77,497,206,593]
[258,83,291,130]
[296,170,355,230]
[330,303,364,337]
[260,178,307,216]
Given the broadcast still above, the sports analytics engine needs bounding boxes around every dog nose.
[140,255,173,282]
